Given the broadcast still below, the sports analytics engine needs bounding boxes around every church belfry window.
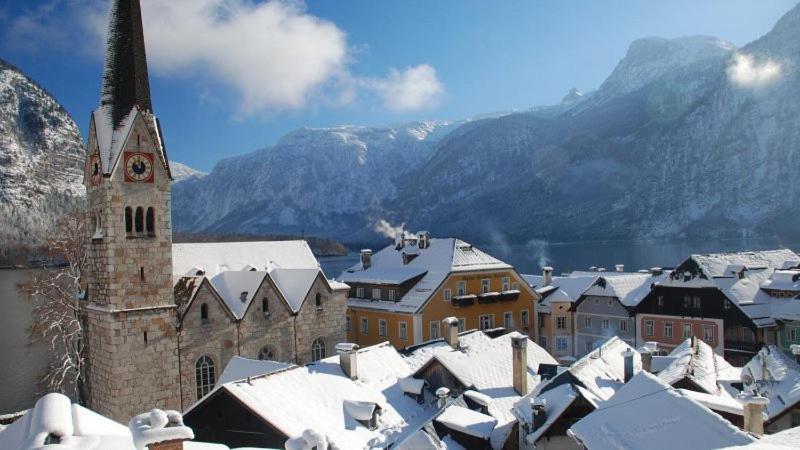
[195,356,216,400]
[125,207,133,234]
[146,207,155,236]
[135,207,144,234]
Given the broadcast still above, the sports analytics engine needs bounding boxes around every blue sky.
[1,0,796,171]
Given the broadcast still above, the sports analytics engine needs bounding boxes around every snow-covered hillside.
[0,59,85,255]
[170,162,207,182]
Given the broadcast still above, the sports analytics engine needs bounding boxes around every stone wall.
[292,276,347,364]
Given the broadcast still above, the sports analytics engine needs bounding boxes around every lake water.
[3,236,799,413]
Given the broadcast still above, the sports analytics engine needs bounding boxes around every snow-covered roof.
[689,250,800,279]
[582,272,666,307]
[0,393,134,450]
[569,372,755,450]
[761,270,800,292]
[718,426,800,450]
[208,271,267,319]
[739,346,800,421]
[344,238,515,313]
[513,383,580,445]
[434,406,496,440]
[217,356,295,385]
[173,241,320,277]
[523,274,597,306]
[211,343,440,450]
[658,338,741,394]
[339,266,427,285]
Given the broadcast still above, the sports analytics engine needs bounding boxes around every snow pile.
[129,409,193,450]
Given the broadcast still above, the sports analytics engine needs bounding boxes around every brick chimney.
[740,395,769,435]
[442,317,459,349]
[511,334,528,395]
[542,266,554,286]
[360,249,372,270]
[336,343,359,380]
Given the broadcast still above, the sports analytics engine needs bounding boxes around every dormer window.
[240,291,248,302]
[343,400,382,430]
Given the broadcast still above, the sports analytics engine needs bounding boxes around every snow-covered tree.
[17,211,88,402]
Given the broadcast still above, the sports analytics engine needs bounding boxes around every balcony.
[478,292,500,304]
[499,290,520,302]
[452,294,476,307]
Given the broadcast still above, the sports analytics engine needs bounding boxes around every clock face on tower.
[124,152,155,183]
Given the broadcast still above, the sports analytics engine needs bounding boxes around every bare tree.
[18,211,88,402]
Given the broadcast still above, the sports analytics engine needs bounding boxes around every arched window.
[200,303,209,324]
[125,207,133,234]
[195,356,216,399]
[146,207,155,236]
[311,338,326,362]
[134,207,144,234]
[257,345,275,361]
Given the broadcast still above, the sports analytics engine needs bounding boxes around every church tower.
[83,0,180,421]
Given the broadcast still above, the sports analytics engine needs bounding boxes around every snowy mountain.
[0,59,85,255]
[170,162,207,182]
[168,3,800,244]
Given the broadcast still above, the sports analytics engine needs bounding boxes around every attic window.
[240,291,248,302]
[343,400,382,430]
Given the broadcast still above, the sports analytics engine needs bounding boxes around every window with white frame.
[521,310,530,327]
[645,320,654,336]
[556,317,566,329]
[388,290,396,301]
[458,318,466,332]
[360,317,368,334]
[479,314,495,330]
[540,336,548,349]
[658,295,664,307]
[511,281,519,290]
[356,287,364,298]
[602,319,609,329]
[195,356,216,400]
[372,288,381,300]
[789,328,797,342]
[456,281,467,296]
[399,322,408,340]
[703,325,714,342]
[444,288,452,301]
[504,311,513,329]
[481,279,491,294]
[683,324,692,339]
[501,276,511,291]
[619,320,627,332]
[556,336,568,352]
[664,322,673,338]
[584,316,592,327]
[379,319,388,337]
[430,321,440,339]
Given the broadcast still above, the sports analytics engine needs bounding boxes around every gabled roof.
[685,249,800,279]
[513,383,580,445]
[581,272,667,307]
[208,271,268,319]
[658,338,741,394]
[217,356,295,386]
[344,238,517,314]
[523,274,597,307]
[569,372,754,450]
[739,345,800,422]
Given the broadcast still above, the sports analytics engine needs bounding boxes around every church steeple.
[100,0,153,127]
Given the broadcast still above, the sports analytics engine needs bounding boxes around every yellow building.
[342,233,539,349]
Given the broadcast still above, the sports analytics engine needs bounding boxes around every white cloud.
[5,0,445,116]
[364,64,444,112]
[727,52,782,88]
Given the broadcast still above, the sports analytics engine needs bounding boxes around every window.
[399,322,408,340]
[145,207,155,236]
[379,319,388,337]
[502,277,511,291]
[586,342,593,353]
[556,317,566,329]
[511,282,519,290]
[262,298,269,318]
[316,293,323,310]
[789,328,797,342]
[619,320,627,332]
[693,296,702,309]
[311,338,326,362]
[602,319,609,329]
[360,318,368,334]
[257,346,275,361]
[388,290,396,301]
[664,322,673,338]
[481,279,491,294]
[346,316,352,332]
[479,314,495,330]
[200,303,209,324]
[703,325,714,342]
[521,310,530,327]
[683,296,691,308]
[504,311,513,329]
[657,295,664,307]
[355,287,364,298]
[444,288,452,301]
[372,288,381,300]
[430,321,440,339]
[458,318,466,332]
[134,207,144,234]
[645,320,654,336]
[538,314,545,328]
[456,281,467,296]
[125,207,133,234]
[584,316,592,328]
[195,356,215,400]
[683,324,692,339]
[556,336,568,352]
[724,300,731,310]
[607,299,613,306]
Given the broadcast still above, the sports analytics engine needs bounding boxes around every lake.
[2,236,798,414]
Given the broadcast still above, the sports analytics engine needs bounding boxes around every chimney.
[791,344,800,364]
[615,264,625,273]
[442,317,460,349]
[640,342,658,373]
[130,409,194,450]
[531,397,547,431]
[395,230,405,251]
[650,267,663,276]
[360,249,372,270]
[336,343,359,380]
[542,266,554,286]
[512,334,528,395]
[285,429,328,450]
[622,348,635,382]
[418,231,431,249]
[436,387,450,409]
[740,395,769,435]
